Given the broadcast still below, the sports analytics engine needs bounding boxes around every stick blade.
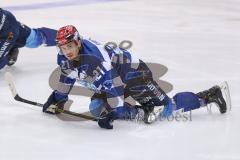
[4,72,17,97]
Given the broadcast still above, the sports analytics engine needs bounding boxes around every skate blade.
[220,81,232,112]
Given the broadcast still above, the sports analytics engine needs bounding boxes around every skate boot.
[197,85,227,114]
[7,47,19,66]
[136,105,157,124]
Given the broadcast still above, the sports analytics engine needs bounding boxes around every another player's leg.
[6,27,56,67]
[25,27,57,48]
[5,20,57,67]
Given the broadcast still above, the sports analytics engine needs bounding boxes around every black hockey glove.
[98,110,118,129]
[42,91,67,114]
[7,47,19,66]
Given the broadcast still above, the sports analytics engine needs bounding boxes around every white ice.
[0,0,240,160]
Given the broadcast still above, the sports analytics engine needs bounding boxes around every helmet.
[56,25,81,46]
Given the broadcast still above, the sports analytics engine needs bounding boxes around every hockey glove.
[7,47,19,66]
[135,105,157,124]
[98,110,118,129]
[42,91,67,114]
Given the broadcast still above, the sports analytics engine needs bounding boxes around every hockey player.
[42,25,228,129]
[0,8,56,70]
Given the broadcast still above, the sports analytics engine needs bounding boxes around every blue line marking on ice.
[3,0,124,11]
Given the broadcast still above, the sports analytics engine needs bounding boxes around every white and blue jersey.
[55,38,140,109]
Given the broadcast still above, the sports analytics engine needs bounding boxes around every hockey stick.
[4,72,97,121]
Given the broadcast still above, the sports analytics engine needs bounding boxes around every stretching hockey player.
[42,25,229,129]
[0,8,57,70]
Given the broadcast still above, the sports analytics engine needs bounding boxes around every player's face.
[60,41,81,60]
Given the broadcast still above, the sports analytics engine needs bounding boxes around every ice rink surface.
[0,0,240,159]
